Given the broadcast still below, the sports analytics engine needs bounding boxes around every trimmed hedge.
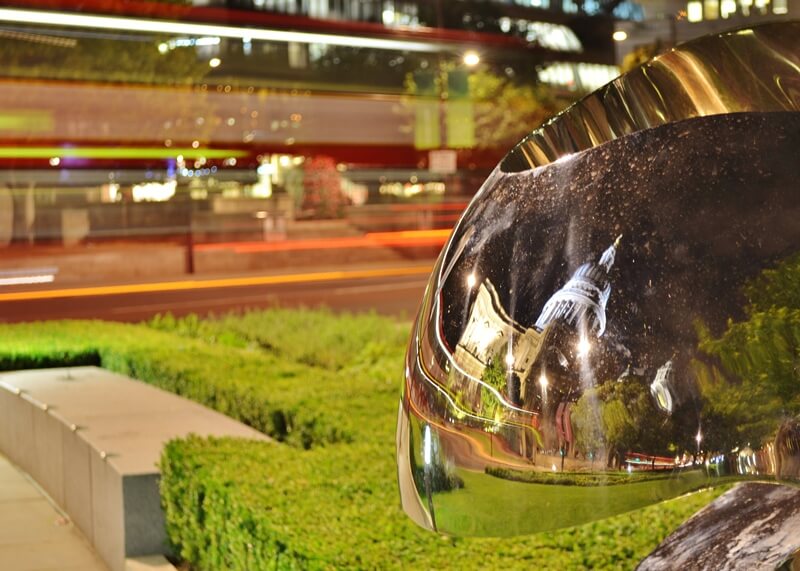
[486,466,677,487]
[0,312,725,569]
[161,436,728,570]
[148,308,410,372]
[0,319,400,448]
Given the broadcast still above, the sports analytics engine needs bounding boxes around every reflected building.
[454,279,547,400]
[534,236,620,337]
[650,360,676,413]
[775,418,800,480]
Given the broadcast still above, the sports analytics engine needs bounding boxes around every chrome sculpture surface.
[397,22,800,537]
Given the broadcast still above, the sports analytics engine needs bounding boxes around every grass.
[0,310,728,569]
[435,469,711,536]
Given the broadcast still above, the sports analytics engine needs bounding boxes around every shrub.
[0,319,400,448]
[148,308,410,371]
[1,311,725,569]
[160,436,729,570]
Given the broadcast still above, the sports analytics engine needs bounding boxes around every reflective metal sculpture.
[397,22,800,537]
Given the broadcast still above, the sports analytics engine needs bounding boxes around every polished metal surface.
[397,22,800,537]
[502,21,800,173]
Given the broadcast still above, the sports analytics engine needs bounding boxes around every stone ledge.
[638,482,800,570]
[0,366,268,571]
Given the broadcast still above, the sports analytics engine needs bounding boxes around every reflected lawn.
[435,469,713,536]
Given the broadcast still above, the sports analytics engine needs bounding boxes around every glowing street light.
[576,335,591,357]
[0,7,443,53]
[463,51,480,67]
[423,425,432,465]
[612,30,628,42]
[538,372,549,403]
[209,57,221,68]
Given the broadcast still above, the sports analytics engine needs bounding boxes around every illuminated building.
[454,278,547,385]
[534,236,620,337]
[0,0,637,273]
[650,360,675,413]
[613,0,799,65]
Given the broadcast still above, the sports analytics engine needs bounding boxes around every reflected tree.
[572,389,604,464]
[694,254,800,448]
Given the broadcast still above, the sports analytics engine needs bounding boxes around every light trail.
[196,229,452,254]
[0,265,433,302]
[0,7,448,52]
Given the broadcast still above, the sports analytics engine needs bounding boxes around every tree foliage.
[745,252,800,313]
[695,254,800,447]
[405,64,573,152]
[301,156,348,219]
[620,42,664,74]
[572,389,605,459]
[468,69,570,150]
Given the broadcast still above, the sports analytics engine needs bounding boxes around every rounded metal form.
[397,22,800,537]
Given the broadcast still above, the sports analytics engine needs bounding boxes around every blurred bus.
[0,1,623,281]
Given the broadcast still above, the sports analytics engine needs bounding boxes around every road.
[0,265,432,323]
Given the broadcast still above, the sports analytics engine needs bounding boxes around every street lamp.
[695,429,702,465]
[576,335,591,357]
[463,51,480,67]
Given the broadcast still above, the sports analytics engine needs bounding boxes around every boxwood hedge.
[0,312,725,569]
[0,318,400,448]
[160,436,726,570]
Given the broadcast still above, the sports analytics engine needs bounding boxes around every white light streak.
[0,8,446,53]
[0,274,55,286]
[423,425,432,465]
[576,335,591,357]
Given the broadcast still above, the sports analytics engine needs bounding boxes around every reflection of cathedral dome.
[535,236,620,337]
[650,360,675,413]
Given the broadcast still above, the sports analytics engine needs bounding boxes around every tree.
[694,254,800,447]
[301,156,347,219]
[480,356,506,392]
[404,65,574,153]
[468,69,570,151]
[745,252,800,313]
[621,42,665,74]
[602,399,635,467]
[572,390,605,463]
[572,373,673,468]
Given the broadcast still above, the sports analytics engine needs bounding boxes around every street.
[0,265,432,322]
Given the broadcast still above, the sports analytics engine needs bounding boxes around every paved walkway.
[0,453,107,571]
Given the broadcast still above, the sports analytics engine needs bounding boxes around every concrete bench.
[0,366,268,571]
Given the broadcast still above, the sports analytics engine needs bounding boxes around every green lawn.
[0,311,728,570]
[435,469,710,536]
